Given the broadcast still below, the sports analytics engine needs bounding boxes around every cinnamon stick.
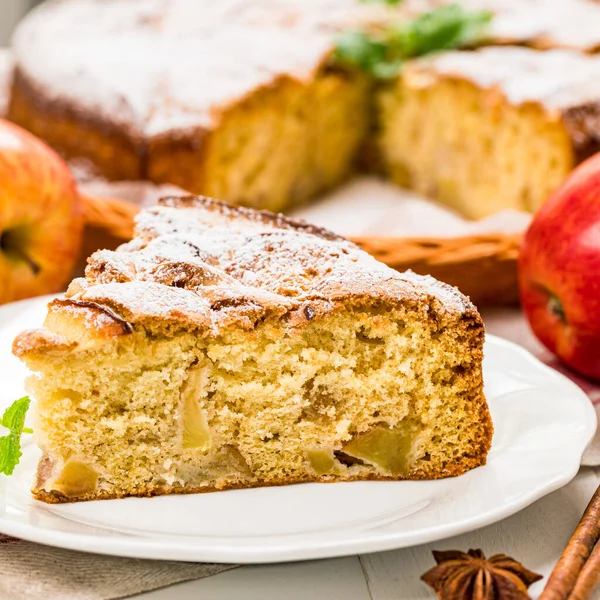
[539,484,600,600]
[569,538,600,600]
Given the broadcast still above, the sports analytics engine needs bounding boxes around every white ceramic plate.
[0,296,595,563]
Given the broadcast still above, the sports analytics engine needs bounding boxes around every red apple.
[0,119,82,304]
[519,153,600,381]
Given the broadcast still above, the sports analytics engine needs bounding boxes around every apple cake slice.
[13,196,492,503]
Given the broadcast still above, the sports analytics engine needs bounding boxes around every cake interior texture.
[149,70,371,213]
[27,300,487,502]
[14,197,491,502]
[378,74,574,220]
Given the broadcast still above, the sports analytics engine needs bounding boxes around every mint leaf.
[334,4,492,79]
[334,31,390,76]
[395,4,492,57]
[0,396,31,476]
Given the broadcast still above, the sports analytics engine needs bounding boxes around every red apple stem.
[547,294,567,323]
[0,230,40,275]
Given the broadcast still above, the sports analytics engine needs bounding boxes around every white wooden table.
[137,309,600,599]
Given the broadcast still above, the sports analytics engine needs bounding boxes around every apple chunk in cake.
[13,196,492,503]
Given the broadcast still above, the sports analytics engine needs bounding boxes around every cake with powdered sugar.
[7,0,600,218]
[9,0,373,213]
[13,196,491,502]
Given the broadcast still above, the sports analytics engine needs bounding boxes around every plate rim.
[0,296,596,563]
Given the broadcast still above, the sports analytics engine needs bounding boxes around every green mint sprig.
[334,4,492,79]
[0,396,31,476]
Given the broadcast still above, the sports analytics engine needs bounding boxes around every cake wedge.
[13,196,492,503]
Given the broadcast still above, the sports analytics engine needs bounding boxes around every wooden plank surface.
[136,469,600,599]
[360,468,600,600]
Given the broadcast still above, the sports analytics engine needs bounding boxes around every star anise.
[421,549,543,600]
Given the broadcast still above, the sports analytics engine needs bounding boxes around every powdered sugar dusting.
[70,197,475,334]
[14,0,600,140]
[12,0,361,137]
[409,47,600,110]
[451,0,600,52]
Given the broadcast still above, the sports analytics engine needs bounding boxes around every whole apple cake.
[13,196,492,503]
[8,0,600,217]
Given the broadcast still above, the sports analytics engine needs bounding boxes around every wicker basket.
[80,193,522,307]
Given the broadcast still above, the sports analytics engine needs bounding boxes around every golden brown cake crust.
[14,195,480,360]
[8,69,146,181]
